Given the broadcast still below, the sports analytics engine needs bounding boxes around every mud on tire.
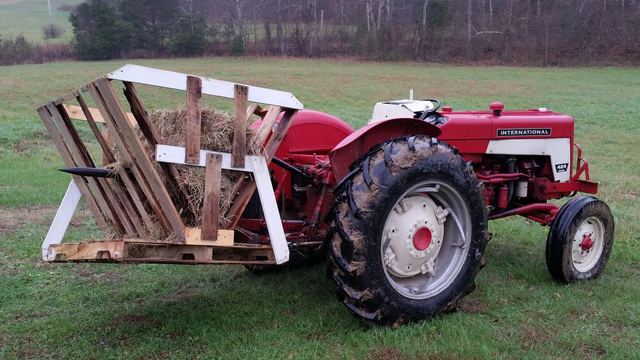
[328,136,487,326]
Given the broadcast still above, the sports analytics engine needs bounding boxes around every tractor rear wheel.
[546,196,614,283]
[328,136,487,326]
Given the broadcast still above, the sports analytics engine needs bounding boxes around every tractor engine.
[369,98,597,225]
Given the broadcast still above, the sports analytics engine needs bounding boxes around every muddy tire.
[546,196,614,283]
[328,136,487,326]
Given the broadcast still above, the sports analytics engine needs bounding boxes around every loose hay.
[111,106,260,240]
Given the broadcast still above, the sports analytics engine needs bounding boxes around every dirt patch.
[302,330,328,341]
[110,314,162,328]
[0,206,56,235]
[369,347,407,360]
[12,311,49,322]
[73,267,120,284]
[577,343,607,357]
[0,205,94,236]
[457,296,488,314]
[421,354,473,360]
[520,324,552,350]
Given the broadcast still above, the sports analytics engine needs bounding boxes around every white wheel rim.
[380,180,471,300]
[571,216,605,273]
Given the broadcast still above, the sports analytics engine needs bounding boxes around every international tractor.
[39,65,614,326]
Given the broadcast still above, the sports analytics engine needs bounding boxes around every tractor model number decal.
[555,163,569,172]
[497,128,551,137]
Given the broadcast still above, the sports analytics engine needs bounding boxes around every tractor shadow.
[89,222,560,353]
[91,261,358,352]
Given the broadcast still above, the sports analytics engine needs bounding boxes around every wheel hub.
[579,233,594,251]
[383,195,447,278]
[571,216,605,272]
[412,227,432,251]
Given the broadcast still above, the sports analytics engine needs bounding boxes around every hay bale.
[111,106,260,240]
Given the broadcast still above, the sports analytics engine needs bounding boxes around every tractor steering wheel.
[419,99,442,120]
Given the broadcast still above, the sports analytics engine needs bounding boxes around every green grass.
[1,58,639,359]
[0,0,82,43]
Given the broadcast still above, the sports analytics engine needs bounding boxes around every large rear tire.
[328,136,487,326]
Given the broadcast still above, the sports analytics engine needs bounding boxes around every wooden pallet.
[38,65,302,265]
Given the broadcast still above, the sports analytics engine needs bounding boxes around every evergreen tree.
[70,0,128,60]
[119,0,179,52]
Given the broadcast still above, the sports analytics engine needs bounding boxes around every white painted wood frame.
[42,180,82,261]
[155,144,290,264]
[107,64,304,110]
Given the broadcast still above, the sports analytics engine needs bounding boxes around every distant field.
[0,0,82,43]
[0,58,639,359]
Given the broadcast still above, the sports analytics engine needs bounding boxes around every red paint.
[270,110,352,199]
[329,118,441,181]
[240,102,598,245]
[580,233,594,251]
[477,172,529,184]
[490,101,504,116]
[488,203,560,225]
[275,110,353,156]
[497,186,509,209]
[413,227,432,251]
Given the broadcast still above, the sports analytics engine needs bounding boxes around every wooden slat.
[53,90,80,106]
[49,103,135,236]
[49,239,275,264]
[106,64,303,110]
[76,95,115,164]
[62,104,136,125]
[101,126,112,166]
[224,177,257,228]
[88,82,174,235]
[75,95,150,237]
[185,228,234,247]
[93,78,185,241]
[225,109,297,228]
[51,240,125,261]
[88,86,161,231]
[122,82,161,146]
[255,105,282,145]
[185,76,202,164]
[107,178,149,238]
[201,153,222,241]
[232,84,249,168]
[246,104,259,118]
[123,81,190,212]
[263,109,297,158]
[37,106,111,234]
[56,104,93,167]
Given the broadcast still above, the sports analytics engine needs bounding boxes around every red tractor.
[259,99,614,326]
[40,66,614,327]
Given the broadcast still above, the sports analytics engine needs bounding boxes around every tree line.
[68,0,640,64]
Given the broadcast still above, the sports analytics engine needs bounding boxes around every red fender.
[329,118,442,181]
[274,110,353,156]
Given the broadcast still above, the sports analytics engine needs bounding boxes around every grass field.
[0,58,639,359]
[0,0,82,43]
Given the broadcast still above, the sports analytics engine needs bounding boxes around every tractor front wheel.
[328,136,487,326]
[546,196,614,283]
